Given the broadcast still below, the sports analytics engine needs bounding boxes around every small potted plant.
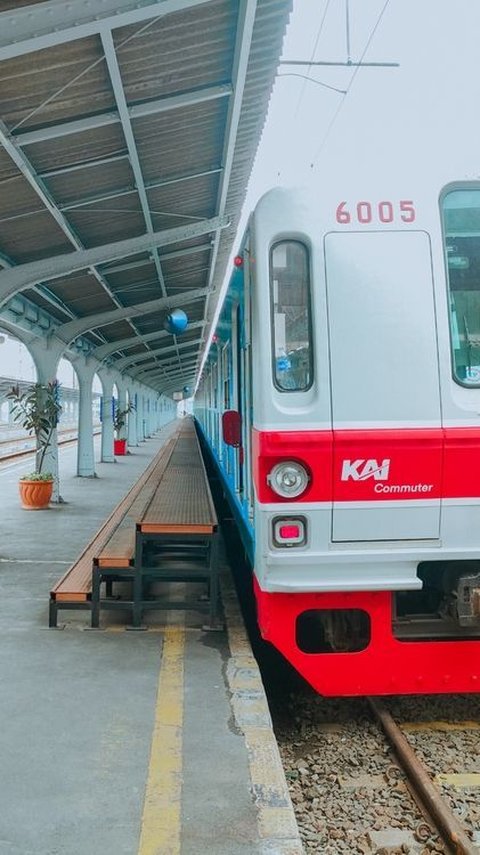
[7,381,62,509]
[113,401,135,456]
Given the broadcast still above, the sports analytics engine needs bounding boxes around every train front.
[249,184,480,696]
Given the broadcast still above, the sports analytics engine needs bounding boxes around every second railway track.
[0,428,101,463]
[267,684,480,855]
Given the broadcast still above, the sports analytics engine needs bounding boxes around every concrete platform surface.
[0,424,302,855]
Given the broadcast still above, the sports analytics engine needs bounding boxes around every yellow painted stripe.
[401,720,480,732]
[436,773,480,789]
[138,624,185,855]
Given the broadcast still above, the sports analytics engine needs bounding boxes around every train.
[195,183,480,696]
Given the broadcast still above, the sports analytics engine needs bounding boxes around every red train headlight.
[267,461,309,499]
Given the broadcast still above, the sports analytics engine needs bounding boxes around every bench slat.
[95,434,178,568]
[96,528,135,567]
[140,432,217,532]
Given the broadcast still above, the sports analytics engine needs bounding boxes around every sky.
[244,0,480,204]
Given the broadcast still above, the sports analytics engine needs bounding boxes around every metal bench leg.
[91,566,101,628]
[129,530,146,630]
[106,578,114,598]
[49,597,58,628]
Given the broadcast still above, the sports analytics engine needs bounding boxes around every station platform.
[0,422,302,855]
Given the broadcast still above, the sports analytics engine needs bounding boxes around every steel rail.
[0,429,101,463]
[369,699,480,855]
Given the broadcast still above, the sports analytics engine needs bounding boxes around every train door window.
[208,370,214,443]
[270,240,313,391]
[212,362,218,409]
[211,362,218,450]
[442,188,480,385]
[232,303,243,495]
[222,345,230,409]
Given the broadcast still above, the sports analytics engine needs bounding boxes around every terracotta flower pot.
[114,439,127,456]
[19,478,53,510]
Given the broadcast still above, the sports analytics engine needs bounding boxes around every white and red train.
[195,183,480,696]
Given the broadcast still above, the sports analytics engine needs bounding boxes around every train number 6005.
[335,200,416,225]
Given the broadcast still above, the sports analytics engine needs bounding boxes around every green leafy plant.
[7,381,62,480]
[20,471,55,482]
[113,401,135,437]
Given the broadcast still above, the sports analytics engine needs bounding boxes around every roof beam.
[139,352,199,373]
[0,118,128,329]
[0,0,213,61]
[132,354,199,385]
[134,356,199,381]
[56,287,209,343]
[0,250,75,320]
[14,87,231,146]
[60,169,222,215]
[202,0,257,350]
[94,320,204,360]
[100,243,212,276]
[0,215,228,306]
[114,337,201,370]
[39,154,130,180]
[101,27,167,298]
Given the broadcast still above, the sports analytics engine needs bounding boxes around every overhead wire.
[309,0,392,168]
[277,73,346,95]
[290,0,334,121]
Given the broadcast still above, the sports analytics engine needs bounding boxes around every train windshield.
[270,240,313,391]
[442,188,480,385]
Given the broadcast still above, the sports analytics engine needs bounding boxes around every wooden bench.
[91,419,220,630]
[48,425,179,627]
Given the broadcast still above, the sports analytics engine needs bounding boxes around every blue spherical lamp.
[164,309,188,335]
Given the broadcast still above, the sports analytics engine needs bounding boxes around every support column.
[98,369,115,462]
[116,384,127,440]
[136,390,145,442]
[28,337,63,502]
[72,357,97,477]
[152,398,159,434]
[145,394,152,437]
[128,386,138,447]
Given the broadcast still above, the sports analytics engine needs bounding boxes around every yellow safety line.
[138,623,185,855]
[435,773,480,789]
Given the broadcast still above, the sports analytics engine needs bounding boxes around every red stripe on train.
[252,427,480,503]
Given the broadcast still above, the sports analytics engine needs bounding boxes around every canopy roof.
[0,0,291,393]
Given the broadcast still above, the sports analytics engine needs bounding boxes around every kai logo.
[341,459,390,482]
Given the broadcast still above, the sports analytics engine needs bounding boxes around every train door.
[221,343,231,475]
[325,230,443,541]
[231,302,244,496]
[241,248,254,520]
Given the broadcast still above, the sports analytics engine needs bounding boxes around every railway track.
[0,427,100,462]
[268,687,480,854]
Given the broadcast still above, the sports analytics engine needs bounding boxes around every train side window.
[270,240,313,391]
[442,188,480,386]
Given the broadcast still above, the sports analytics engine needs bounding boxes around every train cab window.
[270,240,313,391]
[442,189,480,385]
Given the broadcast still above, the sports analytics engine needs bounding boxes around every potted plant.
[7,381,62,509]
[113,401,135,456]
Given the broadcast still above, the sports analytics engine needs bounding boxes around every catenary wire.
[310,0,392,168]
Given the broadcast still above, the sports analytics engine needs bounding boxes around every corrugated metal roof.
[0,0,292,393]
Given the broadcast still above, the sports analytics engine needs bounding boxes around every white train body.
[196,182,480,696]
